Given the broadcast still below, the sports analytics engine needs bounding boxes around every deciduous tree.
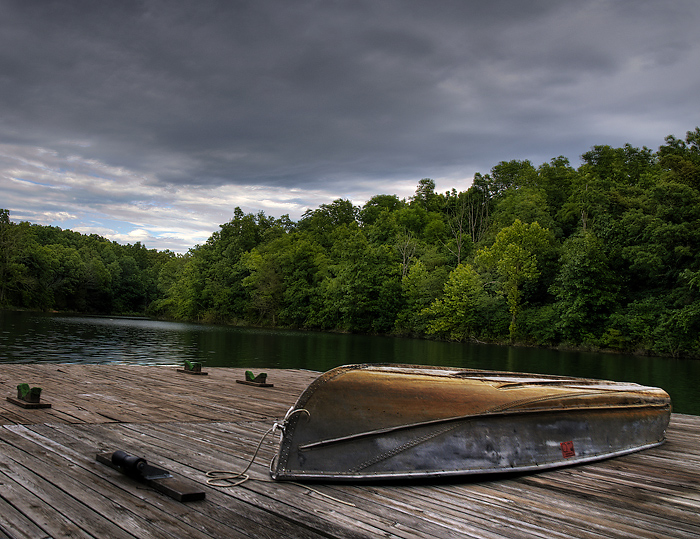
[476,219,554,340]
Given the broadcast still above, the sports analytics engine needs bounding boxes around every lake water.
[2,310,698,414]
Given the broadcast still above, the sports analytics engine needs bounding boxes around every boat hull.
[270,364,671,481]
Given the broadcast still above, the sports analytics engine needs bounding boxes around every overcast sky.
[1,0,699,253]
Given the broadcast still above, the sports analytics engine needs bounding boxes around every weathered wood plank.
[0,364,697,539]
[0,365,315,426]
[0,439,124,539]
[3,424,299,539]
[0,425,218,539]
[24,421,365,539]
[0,479,52,539]
[81,422,407,538]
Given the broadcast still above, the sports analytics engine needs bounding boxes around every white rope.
[206,424,275,487]
[206,407,306,486]
[205,408,356,506]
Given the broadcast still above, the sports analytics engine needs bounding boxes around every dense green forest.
[2,128,700,358]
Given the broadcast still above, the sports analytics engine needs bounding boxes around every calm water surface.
[2,310,698,414]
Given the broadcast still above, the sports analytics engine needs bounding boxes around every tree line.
[2,128,699,358]
[0,210,173,314]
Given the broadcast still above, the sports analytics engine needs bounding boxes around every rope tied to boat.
[206,407,310,487]
[205,424,275,487]
[205,407,354,506]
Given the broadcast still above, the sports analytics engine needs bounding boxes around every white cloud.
[1,1,699,253]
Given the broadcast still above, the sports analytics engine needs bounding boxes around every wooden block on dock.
[96,452,206,502]
[6,396,51,409]
[176,369,208,375]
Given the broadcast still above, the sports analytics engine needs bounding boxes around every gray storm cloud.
[1,0,699,251]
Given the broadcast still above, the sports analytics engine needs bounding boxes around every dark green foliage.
[658,127,700,189]
[3,128,700,357]
[0,212,174,314]
[551,231,619,342]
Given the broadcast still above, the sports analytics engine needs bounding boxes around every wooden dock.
[0,364,697,539]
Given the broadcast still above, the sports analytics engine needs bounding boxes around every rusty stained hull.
[270,364,671,481]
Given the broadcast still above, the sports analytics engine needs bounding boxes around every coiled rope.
[205,423,276,487]
[204,408,355,506]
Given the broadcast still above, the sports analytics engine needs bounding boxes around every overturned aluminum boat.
[270,364,671,481]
